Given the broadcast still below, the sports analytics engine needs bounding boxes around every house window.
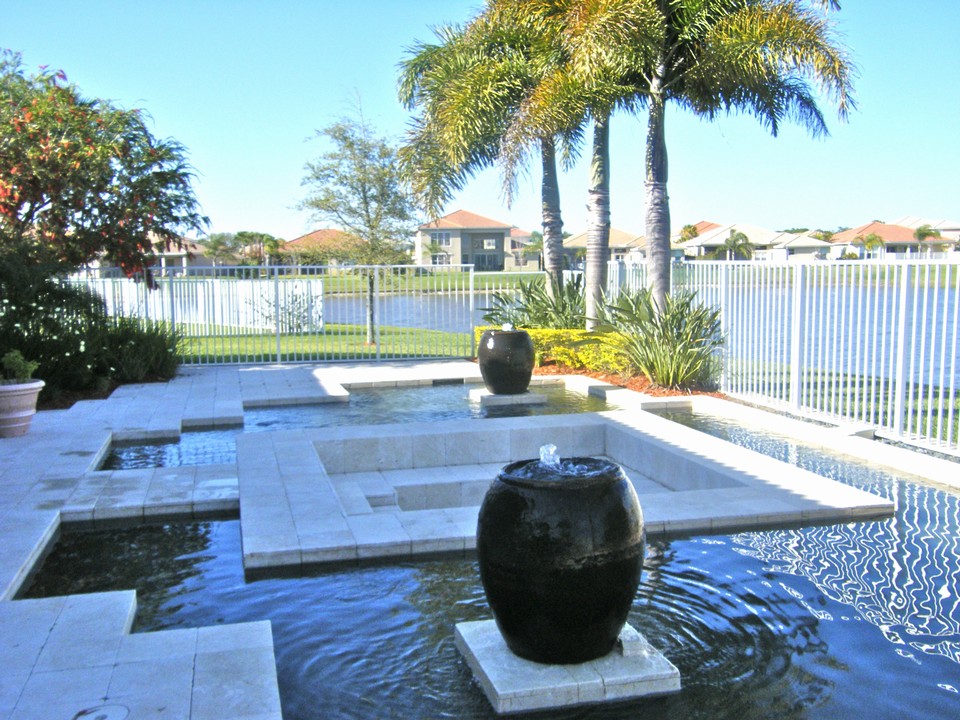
[475,253,501,270]
[431,254,450,265]
[431,232,452,247]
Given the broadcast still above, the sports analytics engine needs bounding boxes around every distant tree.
[300,113,417,342]
[854,232,884,257]
[913,224,944,252]
[0,50,206,280]
[300,113,417,266]
[679,224,700,243]
[201,232,241,265]
[235,230,282,265]
[717,230,754,260]
[779,227,810,234]
[811,229,836,242]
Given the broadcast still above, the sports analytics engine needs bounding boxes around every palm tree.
[913,224,943,254]
[679,224,700,242]
[719,229,754,260]
[855,231,884,258]
[485,0,655,328]
[398,18,576,290]
[509,0,854,311]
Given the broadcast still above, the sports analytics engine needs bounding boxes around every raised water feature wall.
[234,405,894,574]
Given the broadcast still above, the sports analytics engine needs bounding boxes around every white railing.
[610,259,960,453]
[70,265,508,364]
[70,259,959,452]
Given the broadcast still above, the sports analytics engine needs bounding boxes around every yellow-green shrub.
[474,327,630,374]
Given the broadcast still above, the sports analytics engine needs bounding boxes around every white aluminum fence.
[610,259,960,453]
[70,265,535,364]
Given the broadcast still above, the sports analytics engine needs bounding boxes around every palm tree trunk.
[645,73,671,312]
[540,138,564,293]
[585,114,611,330]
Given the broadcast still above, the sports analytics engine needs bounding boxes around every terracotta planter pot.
[477,456,645,664]
[477,329,535,395]
[0,380,45,438]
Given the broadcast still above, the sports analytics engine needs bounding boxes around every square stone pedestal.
[455,620,681,715]
[468,388,548,407]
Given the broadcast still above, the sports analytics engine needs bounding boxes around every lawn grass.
[179,323,473,363]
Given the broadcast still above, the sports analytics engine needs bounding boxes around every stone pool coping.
[0,359,948,719]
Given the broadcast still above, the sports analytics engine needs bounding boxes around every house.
[677,220,722,241]
[681,223,781,259]
[889,215,960,243]
[830,222,957,259]
[562,228,645,266]
[280,229,363,265]
[504,227,541,271]
[151,239,214,273]
[761,231,832,261]
[74,234,213,278]
[414,210,520,271]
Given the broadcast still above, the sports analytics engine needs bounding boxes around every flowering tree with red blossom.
[0,50,206,281]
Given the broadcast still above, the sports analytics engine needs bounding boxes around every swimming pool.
[25,406,960,719]
[102,382,609,470]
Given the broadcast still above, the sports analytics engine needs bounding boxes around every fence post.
[168,275,176,330]
[469,266,476,357]
[274,266,282,362]
[789,264,804,410]
[374,268,381,361]
[892,264,911,436]
[719,263,729,392]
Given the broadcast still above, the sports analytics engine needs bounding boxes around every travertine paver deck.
[0,359,948,718]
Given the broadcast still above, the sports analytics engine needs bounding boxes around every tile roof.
[420,209,513,230]
[683,223,780,248]
[281,229,362,252]
[563,228,643,248]
[831,222,924,245]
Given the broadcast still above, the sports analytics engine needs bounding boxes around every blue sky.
[3,1,958,240]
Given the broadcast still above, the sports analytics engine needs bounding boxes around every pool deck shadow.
[2,359,953,719]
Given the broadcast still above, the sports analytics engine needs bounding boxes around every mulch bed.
[533,362,725,399]
[37,380,119,411]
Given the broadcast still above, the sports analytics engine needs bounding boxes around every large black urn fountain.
[477,328,535,395]
[476,449,645,664]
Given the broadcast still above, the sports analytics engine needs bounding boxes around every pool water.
[22,519,959,720]
[24,407,960,719]
[102,383,608,470]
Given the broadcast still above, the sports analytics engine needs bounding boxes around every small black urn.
[477,328,535,395]
[476,455,645,664]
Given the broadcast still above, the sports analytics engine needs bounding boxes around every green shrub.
[475,326,630,374]
[0,267,112,394]
[1,263,182,397]
[603,288,723,390]
[482,275,585,329]
[105,318,182,382]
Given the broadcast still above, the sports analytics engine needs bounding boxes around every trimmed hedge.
[474,326,630,375]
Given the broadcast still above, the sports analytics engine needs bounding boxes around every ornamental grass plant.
[602,289,723,391]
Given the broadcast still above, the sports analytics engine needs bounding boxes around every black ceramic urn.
[477,329,535,395]
[476,457,645,664]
